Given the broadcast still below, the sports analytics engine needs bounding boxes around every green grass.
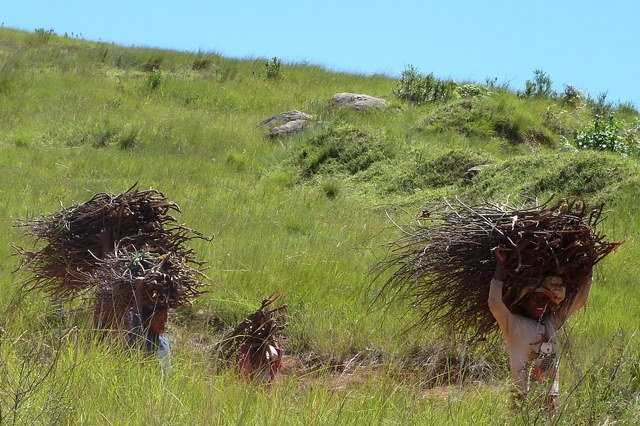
[1,27,639,424]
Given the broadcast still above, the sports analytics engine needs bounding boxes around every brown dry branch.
[15,184,208,301]
[89,245,206,330]
[219,295,287,380]
[375,198,621,342]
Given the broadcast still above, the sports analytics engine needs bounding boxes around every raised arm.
[567,269,593,317]
[488,248,511,333]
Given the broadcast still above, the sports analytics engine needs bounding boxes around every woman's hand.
[494,247,508,282]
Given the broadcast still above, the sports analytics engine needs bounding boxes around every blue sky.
[2,1,638,104]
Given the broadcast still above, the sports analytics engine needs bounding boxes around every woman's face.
[522,292,551,320]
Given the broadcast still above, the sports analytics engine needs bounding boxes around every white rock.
[268,119,310,138]
[329,93,388,111]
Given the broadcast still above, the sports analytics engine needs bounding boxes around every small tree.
[523,69,553,98]
[394,65,456,105]
[265,57,282,80]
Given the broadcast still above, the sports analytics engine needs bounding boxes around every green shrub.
[455,83,488,98]
[388,150,492,193]
[576,115,629,155]
[118,126,139,150]
[561,85,583,107]
[320,179,340,199]
[298,124,390,177]
[27,28,54,46]
[522,69,553,98]
[422,97,553,145]
[394,65,456,105]
[589,92,613,117]
[469,152,637,201]
[226,152,248,172]
[617,101,638,115]
[146,70,161,90]
[192,54,212,71]
[265,57,282,80]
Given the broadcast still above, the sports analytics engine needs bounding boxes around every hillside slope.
[1,28,639,424]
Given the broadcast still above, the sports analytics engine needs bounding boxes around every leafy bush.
[542,106,573,137]
[561,85,583,107]
[27,28,54,46]
[146,70,161,90]
[192,54,212,71]
[265,57,282,80]
[589,92,613,117]
[576,115,629,155]
[394,65,456,104]
[523,69,553,98]
[422,97,553,145]
[469,152,637,201]
[92,123,118,148]
[617,101,638,115]
[298,124,390,177]
[455,83,488,98]
[390,150,492,192]
[320,179,340,199]
[118,126,139,150]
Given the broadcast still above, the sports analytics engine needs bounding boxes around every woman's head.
[518,276,566,320]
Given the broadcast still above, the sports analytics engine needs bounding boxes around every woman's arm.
[488,278,511,332]
[552,270,593,329]
[567,270,593,316]
[488,249,511,333]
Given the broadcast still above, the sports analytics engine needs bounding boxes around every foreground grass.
[1,28,639,424]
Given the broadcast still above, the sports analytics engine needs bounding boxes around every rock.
[259,110,313,128]
[268,119,310,138]
[259,110,313,138]
[464,164,491,180]
[329,93,388,111]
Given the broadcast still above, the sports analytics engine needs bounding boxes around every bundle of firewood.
[376,198,620,341]
[219,295,286,382]
[15,184,207,328]
[89,246,205,330]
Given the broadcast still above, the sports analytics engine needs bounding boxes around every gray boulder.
[259,110,313,138]
[268,119,310,138]
[464,164,491,180]
[329,93,388,111]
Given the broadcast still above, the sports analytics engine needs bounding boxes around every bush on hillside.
[388,150,492,193]
[588,92,613,117]
[522,69,554,98]
[394,66,456,105]
[298,124,390,177]
[455,83,488,98]
[469,152,637,201]
[617,101,638,116]
[192,54,213,71]
[27,28,55,46]
[146,70,161,90]
[561,85,583,107]
[265,57,282,80]
[575,115,630,155]
[118,125,139,150]
[422,98,554,145]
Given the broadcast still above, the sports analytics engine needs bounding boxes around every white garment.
[488,277,591,396]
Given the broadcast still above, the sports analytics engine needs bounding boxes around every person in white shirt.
[488,248,592,412]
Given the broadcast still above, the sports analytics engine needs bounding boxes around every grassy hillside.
[1,27,639,424]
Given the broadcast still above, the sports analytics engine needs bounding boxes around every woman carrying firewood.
[488,247,593,411]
